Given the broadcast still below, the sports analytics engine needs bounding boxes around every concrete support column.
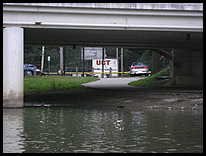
[3,27,24,108]
[152,51,161,74]
[174,48,203,86]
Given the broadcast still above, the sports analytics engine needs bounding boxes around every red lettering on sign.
[106,60,110,65]
[96,60,110,65]
[96,60,101,65]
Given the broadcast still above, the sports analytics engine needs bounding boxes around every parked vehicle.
[24,64,44,76]
[130,62,149,76]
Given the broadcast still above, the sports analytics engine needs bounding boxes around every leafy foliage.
[25,45,168,73]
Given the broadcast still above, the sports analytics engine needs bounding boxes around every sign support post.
[102,48,105,78]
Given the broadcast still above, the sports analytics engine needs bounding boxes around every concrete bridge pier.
[152,51,161,74]
[3,27,24,108]
[173,48,203,86]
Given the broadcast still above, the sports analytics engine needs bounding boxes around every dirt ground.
[24,86,203,111]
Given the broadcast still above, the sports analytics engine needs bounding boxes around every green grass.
[128,68,170,87]
[24,76,99,94]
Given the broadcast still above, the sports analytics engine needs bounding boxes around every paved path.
[82,77,145,90]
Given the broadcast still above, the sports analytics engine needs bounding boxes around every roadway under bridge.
[3,3,203,107]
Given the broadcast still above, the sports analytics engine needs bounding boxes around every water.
[3,107,203,153]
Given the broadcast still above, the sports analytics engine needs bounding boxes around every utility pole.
[41,46,45,73]
[59,46,64,76]
[121,48,124,77]
[63,48,66,76]
[116,48,119,76]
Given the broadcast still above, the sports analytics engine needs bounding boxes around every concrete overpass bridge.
[3,3,203,107]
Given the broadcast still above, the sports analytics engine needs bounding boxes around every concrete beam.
[3,3,203,11]
[3,27,24,108]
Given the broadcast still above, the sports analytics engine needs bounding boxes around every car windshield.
[24,64,34,67]
[132,62,146,66]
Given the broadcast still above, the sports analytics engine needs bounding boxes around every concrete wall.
[174,48,203,86]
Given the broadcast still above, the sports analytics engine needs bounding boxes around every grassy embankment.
[128,68,170,87]
[24,76,99,94]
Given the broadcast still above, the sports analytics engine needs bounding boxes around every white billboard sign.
[81,47,106,60]
[92,58,118,78]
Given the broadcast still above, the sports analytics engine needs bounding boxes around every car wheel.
[25,70,33,76]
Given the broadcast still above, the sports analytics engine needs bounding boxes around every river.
[3,106,203,153]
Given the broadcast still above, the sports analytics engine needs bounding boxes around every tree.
[24,45,42,68]
[24,45,153,73]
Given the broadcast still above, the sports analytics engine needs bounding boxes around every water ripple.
[3,108,203,153]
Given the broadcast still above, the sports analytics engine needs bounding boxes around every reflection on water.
[3,107,203,153]
[3,109,25,153]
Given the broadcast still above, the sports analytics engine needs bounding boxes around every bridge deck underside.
[24,28,203,49]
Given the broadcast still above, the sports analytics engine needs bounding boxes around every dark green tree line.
[24,45,159,72]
